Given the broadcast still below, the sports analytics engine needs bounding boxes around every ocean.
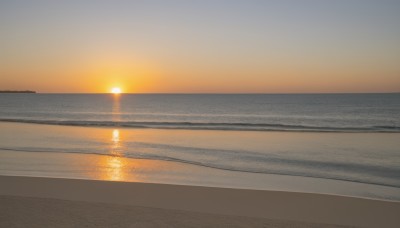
[1,93,399,132]
[0,93,399,200]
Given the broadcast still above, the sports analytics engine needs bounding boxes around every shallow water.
[0,122,399,190]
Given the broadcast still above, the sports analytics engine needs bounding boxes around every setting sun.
[111,87,122,94]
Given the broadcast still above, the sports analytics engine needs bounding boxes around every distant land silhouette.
[0,90,36,93]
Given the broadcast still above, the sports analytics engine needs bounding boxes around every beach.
[1,122,399,201]
[3,136,399,228]
[2,175,400,228]
[1,94,399,227]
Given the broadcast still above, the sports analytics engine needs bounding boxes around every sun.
[111,87,122,94]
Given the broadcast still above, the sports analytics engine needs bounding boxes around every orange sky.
[1,1,399,93]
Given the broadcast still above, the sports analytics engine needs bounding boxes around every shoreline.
[2,173,400,204]
[1,175,399,227]
[2,146,400,190]
[2,148,400,202]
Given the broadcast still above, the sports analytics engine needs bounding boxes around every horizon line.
[5,92,399,95]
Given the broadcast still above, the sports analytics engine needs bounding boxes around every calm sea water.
[0,94,399,191]
[0,93,399,132]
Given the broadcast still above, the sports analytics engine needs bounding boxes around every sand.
[1,176,399,228]
[1,195,350,228]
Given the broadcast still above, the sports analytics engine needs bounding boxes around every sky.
[1,0,399,93]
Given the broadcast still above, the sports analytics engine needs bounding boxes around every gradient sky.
[1,0,399,93]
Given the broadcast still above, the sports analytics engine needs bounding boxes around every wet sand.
[1,175,399,228]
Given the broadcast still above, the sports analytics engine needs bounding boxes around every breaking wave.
[1,118,399,132]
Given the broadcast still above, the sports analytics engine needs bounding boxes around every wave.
[1,145,399,189]
[1,118,400,132]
